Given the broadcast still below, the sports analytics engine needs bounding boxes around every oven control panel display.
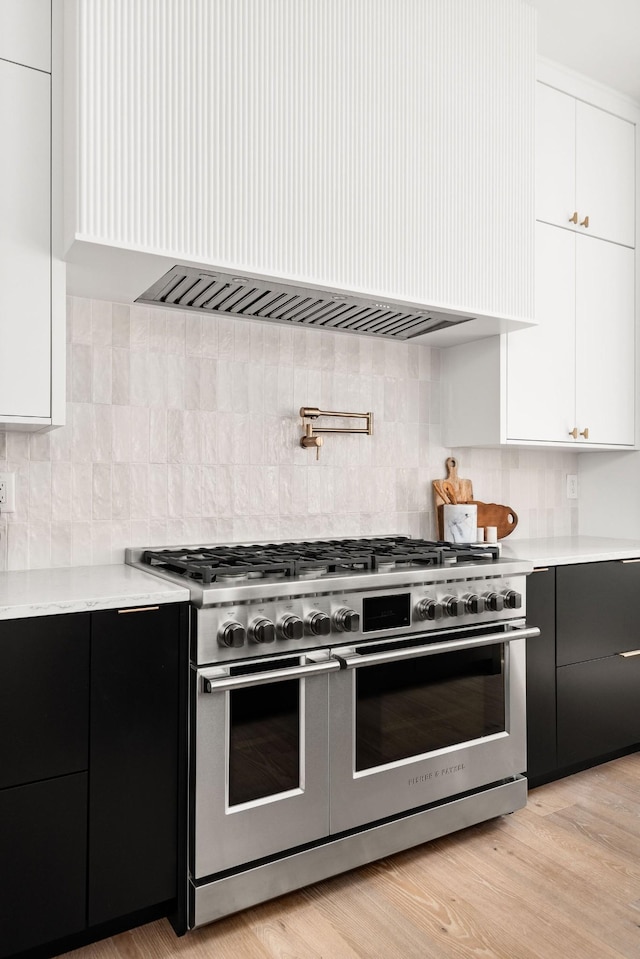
[362,593,411,632]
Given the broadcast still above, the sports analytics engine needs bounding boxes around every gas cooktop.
[133,536,501,585]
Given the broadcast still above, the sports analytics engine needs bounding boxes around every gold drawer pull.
[580,427,589,439]
[569,211,578,224]
[118,605,160,614]
[580,215,590,228]
[569,427,578,439]
[619,649,640,658]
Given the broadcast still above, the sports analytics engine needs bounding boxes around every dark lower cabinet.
[557,653,640,766]
[0,601,188,959]
[88,603,187,926]
[556,560,640,665]
[0,613,90,790]
[0,774,87,958]
[525,559,640,788]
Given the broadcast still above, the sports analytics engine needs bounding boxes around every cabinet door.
[576,101,635,248]
[89,604,186,925]
[0,773,87,958]
[575,236,635,446]
[557,654,640,767]
[535,82,576,228]
[506,222,575,442]
[0,614,90,790]
[0,59,51,419]
[0,0,51,72]
[525,567,557,784]
[556,560,640,665]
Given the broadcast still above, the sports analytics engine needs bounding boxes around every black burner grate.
[141,536,499,583]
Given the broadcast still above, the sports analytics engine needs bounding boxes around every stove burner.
[298,567,329,580]
[141,537,500,584]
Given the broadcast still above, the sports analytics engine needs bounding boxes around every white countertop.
[0,565,190,620]
[2,538,640,619]
[501,536,640,567]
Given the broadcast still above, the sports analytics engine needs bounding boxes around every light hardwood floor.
[62,754,640,959]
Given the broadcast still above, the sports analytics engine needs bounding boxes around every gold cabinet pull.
[619,649,640,658]
[579,427,589,439]
[580,215,590,228]
[118,605,160,614]
[568,427,578,439]
[568,211,579,224]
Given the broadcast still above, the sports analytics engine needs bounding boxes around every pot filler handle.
[201,657,341,693]
[336,626,541,670]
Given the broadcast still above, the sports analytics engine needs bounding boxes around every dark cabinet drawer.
[0,614,90,789]
[557,652,640,766]
[556,560,640,666]
[0,773,87,958]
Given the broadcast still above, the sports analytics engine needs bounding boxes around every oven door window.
[228,678,300,806]
[355,643,505,771]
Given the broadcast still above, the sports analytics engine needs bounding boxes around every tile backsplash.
[0,298,578,570]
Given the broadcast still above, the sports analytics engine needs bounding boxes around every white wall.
[0,297,579,570]
[578,449,640,538]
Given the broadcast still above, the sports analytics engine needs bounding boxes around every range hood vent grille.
[136,267,474,340]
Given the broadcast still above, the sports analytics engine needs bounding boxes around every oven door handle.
[336,625,541,669]
[200,657,341,693]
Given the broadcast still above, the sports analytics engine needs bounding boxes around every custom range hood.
[136,266,475,341]
[65,0,537,347]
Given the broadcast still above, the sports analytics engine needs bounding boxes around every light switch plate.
[566,474,578,500]
[0,472,16,512]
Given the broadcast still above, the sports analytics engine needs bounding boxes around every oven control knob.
[484,591,505,612]
[249,618,276,644]
[218,622,246,648]
[502,589,522,610]
[442,595,465,617]
[464,593,486,614]
[334,608,360,632]
[416,599,443,621]
[306,611,331,636]
[279,615,304,641]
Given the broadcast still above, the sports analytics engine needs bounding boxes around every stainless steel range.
[126,535,539,930]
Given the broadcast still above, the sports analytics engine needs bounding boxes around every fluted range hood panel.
[66,0,536,345]
[137,267,474,341]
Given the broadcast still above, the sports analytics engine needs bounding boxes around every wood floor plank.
[406,826,629,959]
[58,754,640,959]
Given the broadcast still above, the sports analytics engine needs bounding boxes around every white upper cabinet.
[64,0,536,342]
[443,69,637,451]
[0,58,51,423]
[505,223,635,447]
[0,0,64,431]
[574,234,635,446]
[506,224,576,444]
[536,82,635,248]
[0,0,51,72]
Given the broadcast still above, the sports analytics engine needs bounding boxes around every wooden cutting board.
[432,457,474,510]
[469,501,518,539]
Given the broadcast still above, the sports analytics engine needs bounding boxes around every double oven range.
[127,535,538,929]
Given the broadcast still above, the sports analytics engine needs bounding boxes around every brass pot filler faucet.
[299,408,374,460]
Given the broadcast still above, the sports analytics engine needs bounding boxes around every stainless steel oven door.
[193,652,339,878]
[328,623,539,834]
